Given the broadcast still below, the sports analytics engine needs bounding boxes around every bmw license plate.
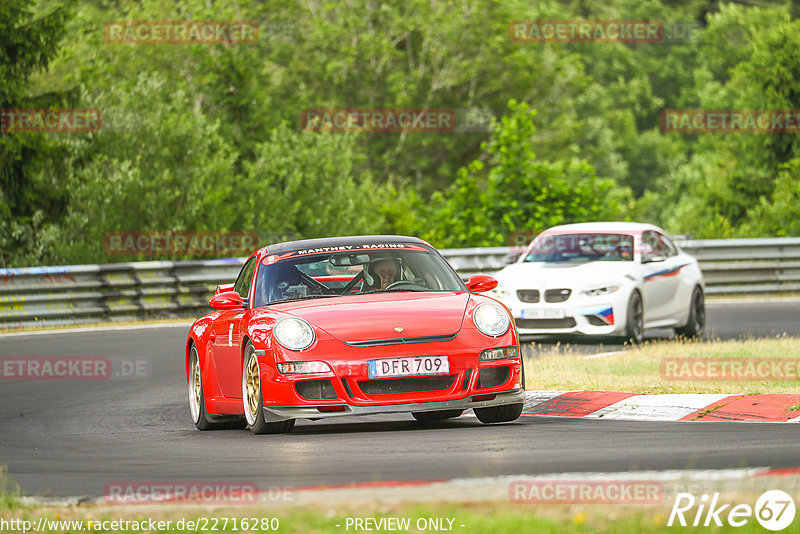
[368,356,449,378]
[520,308,566,319]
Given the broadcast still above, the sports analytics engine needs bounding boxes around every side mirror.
[209,291,245,310]
[502,253,520,265]
[642,255,666,264]
[215,283,235,295]
[466,274,498,293]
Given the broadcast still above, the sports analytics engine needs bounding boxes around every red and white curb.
[519,391,800,422]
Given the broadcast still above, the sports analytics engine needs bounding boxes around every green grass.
[3,501,799,533]
[0,467,22,511]
[524,337,800,394]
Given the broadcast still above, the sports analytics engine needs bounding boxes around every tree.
[424,100,632,248]
[0,1,71,266]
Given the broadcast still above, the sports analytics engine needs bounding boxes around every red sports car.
[185,235,525,434]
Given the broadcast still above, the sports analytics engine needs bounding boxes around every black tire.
[675,286,705,339]
[473,403,523,424]
[189,344,244,430]
[412,409,463,422]
[242,342,295,435]
[624,290,644,344]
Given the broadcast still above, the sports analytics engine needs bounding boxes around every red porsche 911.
[185,235,525,434]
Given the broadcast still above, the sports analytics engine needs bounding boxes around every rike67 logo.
[669,490,796,531]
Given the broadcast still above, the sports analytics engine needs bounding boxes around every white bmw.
[490,222,705,343]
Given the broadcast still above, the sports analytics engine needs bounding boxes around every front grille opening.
[477,366,510,389]
[341,378,354,399]
[358,375,456,395]
[462,368,472,390]
[515,318,577,329]
[517,289,540,303]
[295,379,337,401]
[544,288,571,303]
[586,315,610,326]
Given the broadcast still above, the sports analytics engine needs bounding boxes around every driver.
[363,257,401,291]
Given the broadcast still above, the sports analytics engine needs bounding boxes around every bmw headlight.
[582,284,620,297]
[473,302,511,337]
[273,317,315,351]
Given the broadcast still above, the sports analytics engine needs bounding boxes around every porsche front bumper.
[261,388,526,422]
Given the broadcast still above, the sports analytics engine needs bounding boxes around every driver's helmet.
[363,257,402,290]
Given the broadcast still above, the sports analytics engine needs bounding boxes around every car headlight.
[273,317,315,351]
[582,284,620,297]
[276,361,331,374]
[479,346,519,361]
[473,302,511,337]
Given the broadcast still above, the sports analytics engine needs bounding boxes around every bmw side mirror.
[642,255,666,264]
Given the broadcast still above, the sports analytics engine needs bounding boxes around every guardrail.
[1,238,799,329]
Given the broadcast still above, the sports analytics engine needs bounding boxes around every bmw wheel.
[675,286,705,339]
[624,290,644,344]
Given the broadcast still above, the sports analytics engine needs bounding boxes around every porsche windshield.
[253,247,466,307]
[523,233,634,263]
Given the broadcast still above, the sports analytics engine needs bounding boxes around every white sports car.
[489,222,705,343]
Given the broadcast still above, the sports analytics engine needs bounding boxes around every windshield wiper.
[268,294,340,305]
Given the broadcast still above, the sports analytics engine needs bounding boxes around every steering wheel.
[385,280,420,290]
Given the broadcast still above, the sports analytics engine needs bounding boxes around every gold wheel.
[245,350,261,421]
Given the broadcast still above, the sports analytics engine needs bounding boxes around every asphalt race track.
[1,300,799,499]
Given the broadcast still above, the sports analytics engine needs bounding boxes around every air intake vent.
[358,375,456,395]
[477,366,510,389]
[515,318,577,329]
[516,289,540,303]
[544,288,571,303]
[295,380,337,400]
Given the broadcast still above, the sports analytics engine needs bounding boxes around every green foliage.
[240,125,389,239]
[3,0,800,266]
[424,101,632,248]
[741,159,800,237]
[0,0,72,267]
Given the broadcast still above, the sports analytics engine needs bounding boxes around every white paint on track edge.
[0,321,193,338]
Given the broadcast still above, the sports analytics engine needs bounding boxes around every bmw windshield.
[523,233,635,263]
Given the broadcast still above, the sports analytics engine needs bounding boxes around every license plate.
[368,356,449,378]
[520,308,565,319]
